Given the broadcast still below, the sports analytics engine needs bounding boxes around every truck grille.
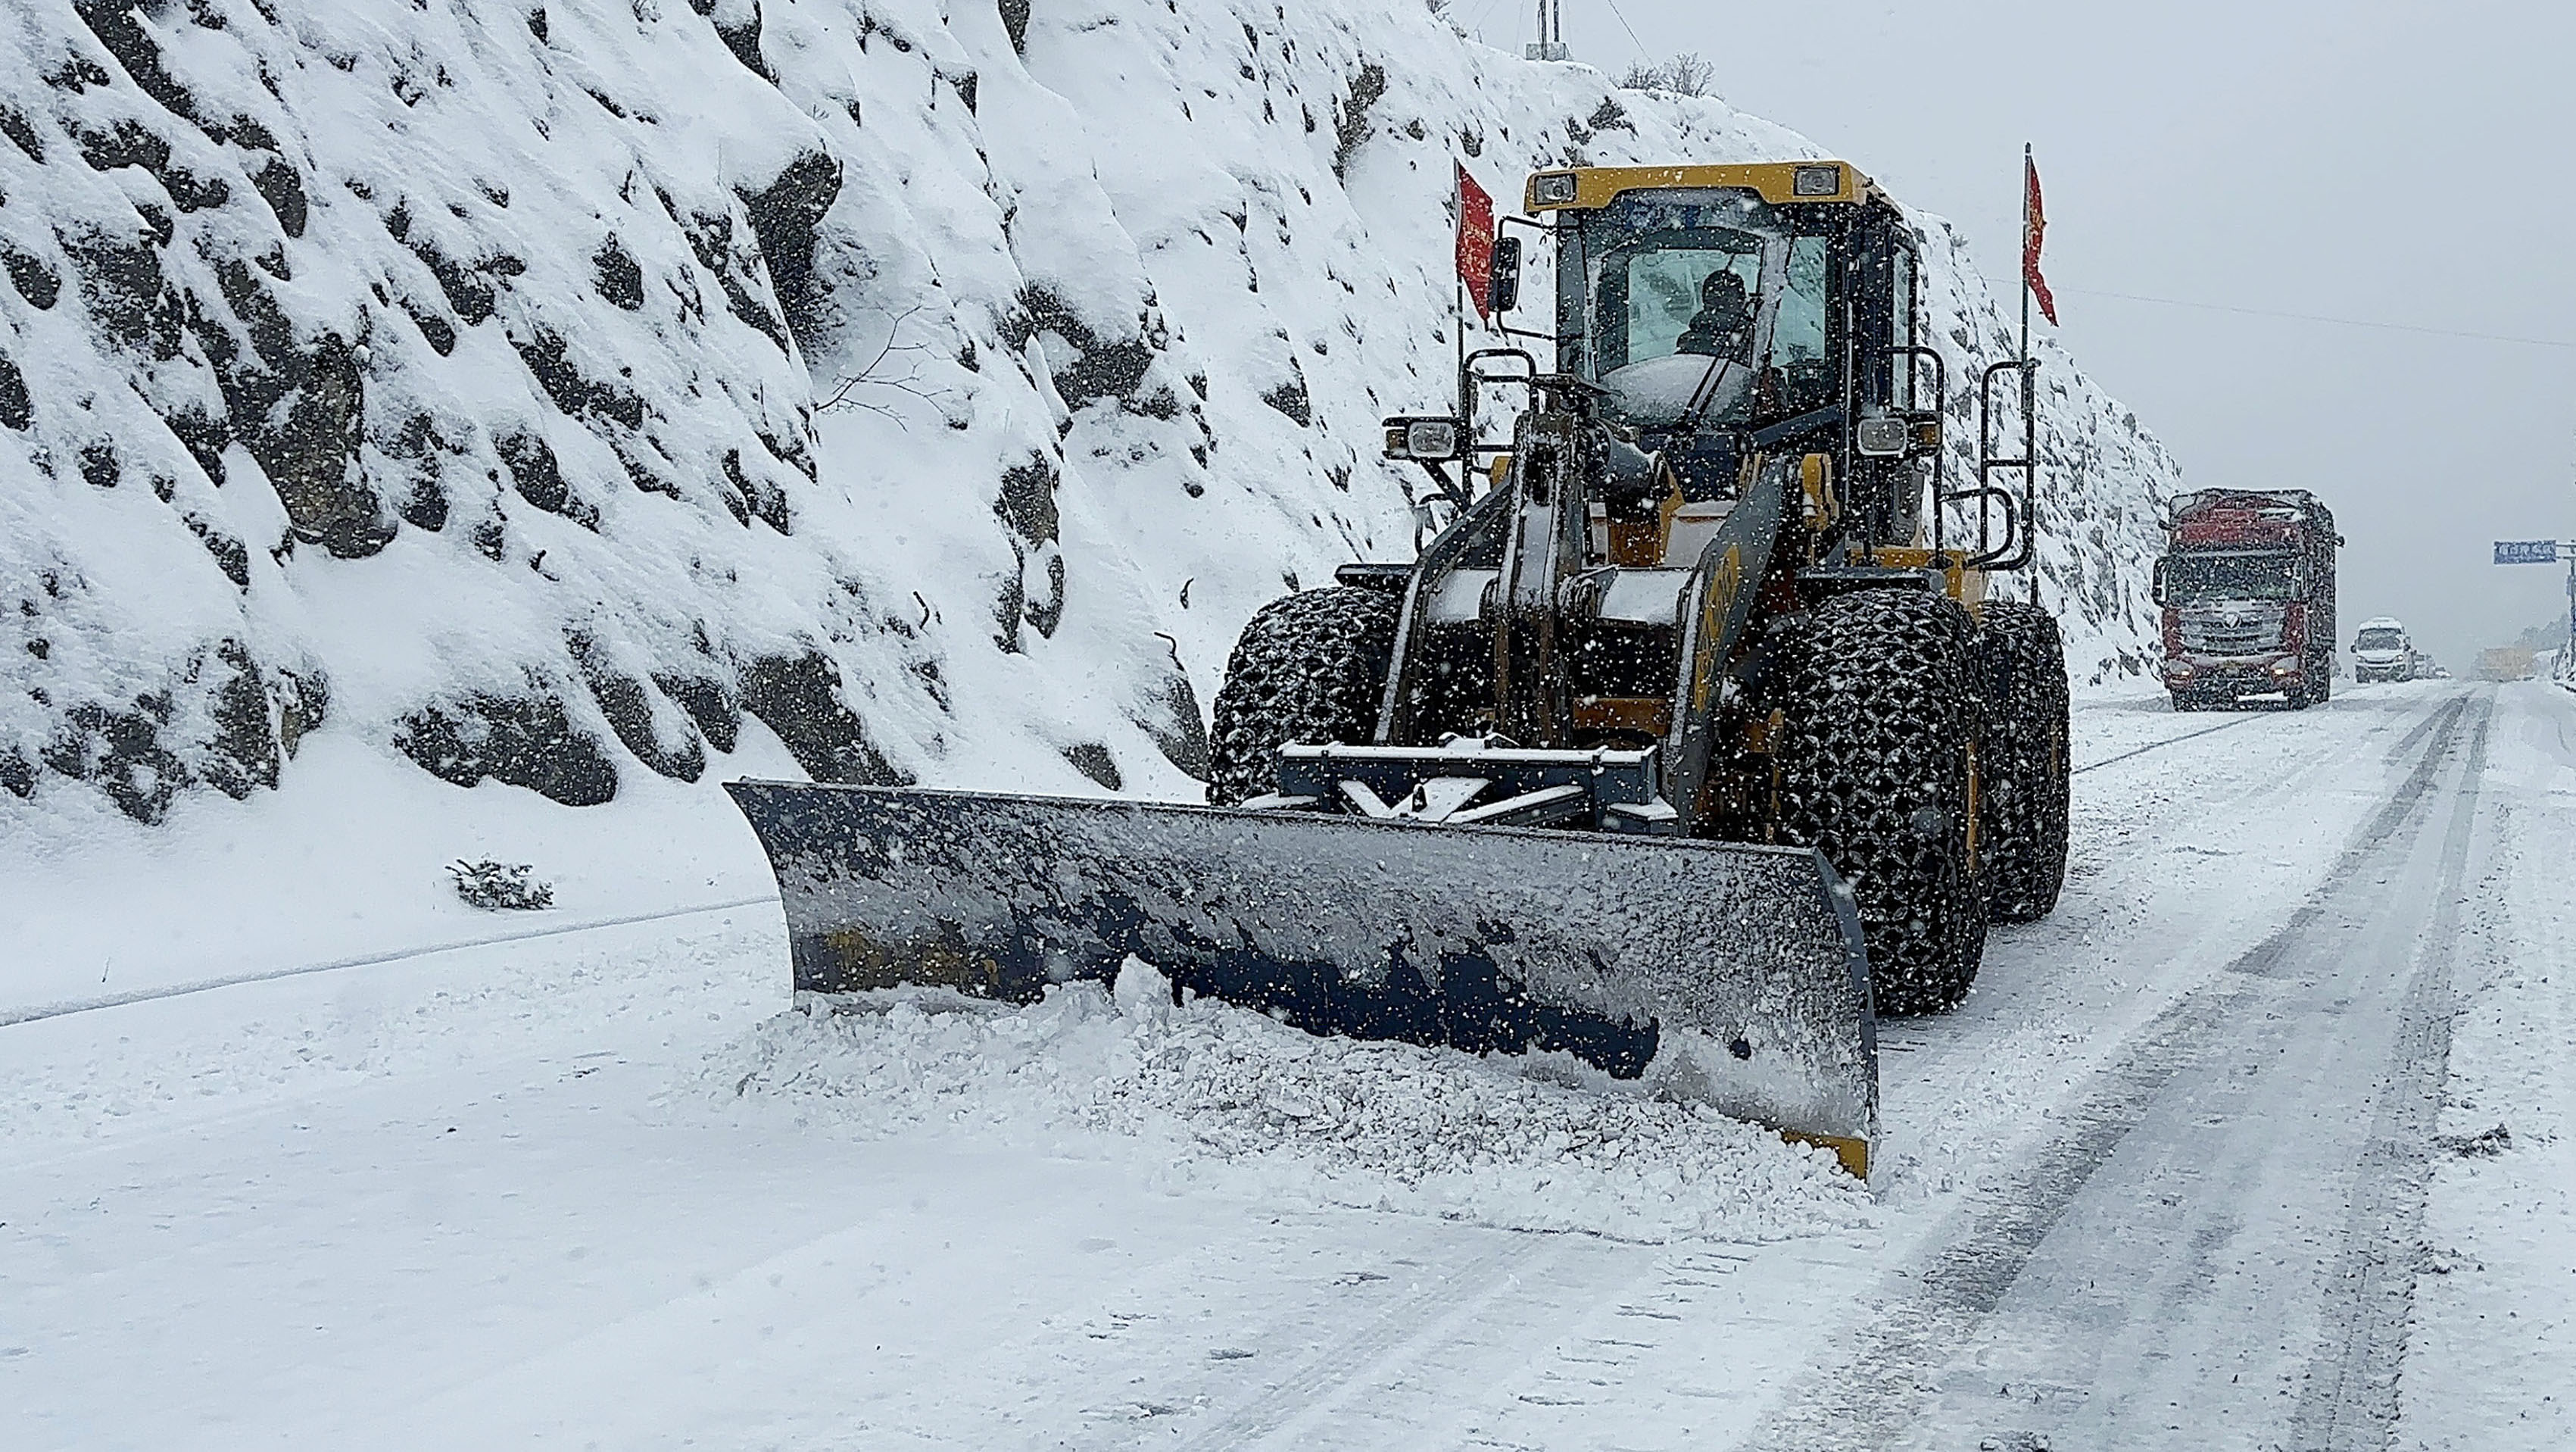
[2178,601,2287,657]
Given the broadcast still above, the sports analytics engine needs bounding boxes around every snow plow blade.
[725,782,1877,1174]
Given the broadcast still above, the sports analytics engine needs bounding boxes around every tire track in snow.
[2380,690,2457,762]
[2012,689,2443,962]
[1735,694,2480,1451]
[2288,695,2490,1450]
[0,895,777,1029]
[1130,1232,1745,1452]
[2072,689,2437,779]
[1143,1235,1574,1452]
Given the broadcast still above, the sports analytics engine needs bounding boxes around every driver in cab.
[1676,270,1754,362]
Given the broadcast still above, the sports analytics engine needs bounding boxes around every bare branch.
[1618,52,1716,98]
[817,304,959,429]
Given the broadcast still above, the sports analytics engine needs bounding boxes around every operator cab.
[1574,188,1834,444]
[1524,164,1951,554]
[1380,161,2030,571]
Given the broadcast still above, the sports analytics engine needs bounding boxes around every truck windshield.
[2165,552,2298,601]
[2355,627,2405,651]
[1580,189,1829,429]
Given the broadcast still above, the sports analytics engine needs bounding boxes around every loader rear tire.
[1976,601,2072,924]
[1207,587,1399,806]
[1774,589,1988,1016]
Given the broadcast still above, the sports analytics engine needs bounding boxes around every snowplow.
[729,161,2073,1179]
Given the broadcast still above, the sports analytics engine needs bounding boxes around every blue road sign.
[2494,539,2561,565]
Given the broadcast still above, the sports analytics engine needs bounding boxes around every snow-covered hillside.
[0,0,2179,829]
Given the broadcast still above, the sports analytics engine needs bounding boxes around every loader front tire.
[1774,589,1988,1016]
[1976,601,2072,924]
[1206,586,1399,806]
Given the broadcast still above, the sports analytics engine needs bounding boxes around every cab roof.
[1523,160,1889,214]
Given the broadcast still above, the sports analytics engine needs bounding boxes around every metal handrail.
[1881,344,1949,557]
[1460,347,1539,462]
[1968,358,2039,570]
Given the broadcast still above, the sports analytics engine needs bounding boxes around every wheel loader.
[728,161,2072,1179]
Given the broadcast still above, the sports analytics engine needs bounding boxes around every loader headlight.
[1383,416,1463,461]
[1855,413,1910,457]
[1793,164,1842,198]
[1530,171,1580,206]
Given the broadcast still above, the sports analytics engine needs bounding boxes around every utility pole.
[1527,0,1569,61]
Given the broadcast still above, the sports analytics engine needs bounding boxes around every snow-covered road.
[5,682,2570,1450]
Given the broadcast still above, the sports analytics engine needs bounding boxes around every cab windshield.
[1579,189,1830,429]
[2355,627,2406,651]
[2166,552,2299,601]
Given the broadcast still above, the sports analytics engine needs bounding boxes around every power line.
[2065,286,2576,351]
[1598,0,1651,61]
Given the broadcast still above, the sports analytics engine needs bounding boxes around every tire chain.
[1205,587,1401,806]
[1773,589,1988,1015]
[1976,600,2072,923]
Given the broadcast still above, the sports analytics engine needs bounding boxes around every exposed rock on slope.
[0,0,2175,823]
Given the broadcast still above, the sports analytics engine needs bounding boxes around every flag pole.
[1454,167,1469,439]
[2019,142,2033,376]
[2019,142,2039,608]
[1457,272,1470,448]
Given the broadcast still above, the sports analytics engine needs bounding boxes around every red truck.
[2151,489,2340,710]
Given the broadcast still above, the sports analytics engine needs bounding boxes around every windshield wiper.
[1671,351,1749,446]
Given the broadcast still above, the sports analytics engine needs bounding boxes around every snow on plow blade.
[725,782,1878,1174]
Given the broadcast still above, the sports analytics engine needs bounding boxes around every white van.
[2351,617,2412,682]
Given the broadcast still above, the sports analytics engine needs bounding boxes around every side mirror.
[2150,559,2167,604]
[1489,235,1522,315]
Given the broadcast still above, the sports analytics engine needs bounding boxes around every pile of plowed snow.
[709,963,1873,1244]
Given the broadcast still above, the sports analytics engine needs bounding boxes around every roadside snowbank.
[713,963,1873,1244]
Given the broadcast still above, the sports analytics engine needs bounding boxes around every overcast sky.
[1463,0,2576,667]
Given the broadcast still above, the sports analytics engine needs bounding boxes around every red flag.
[1455,164,1496,320]
[2022,153,2059,326]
